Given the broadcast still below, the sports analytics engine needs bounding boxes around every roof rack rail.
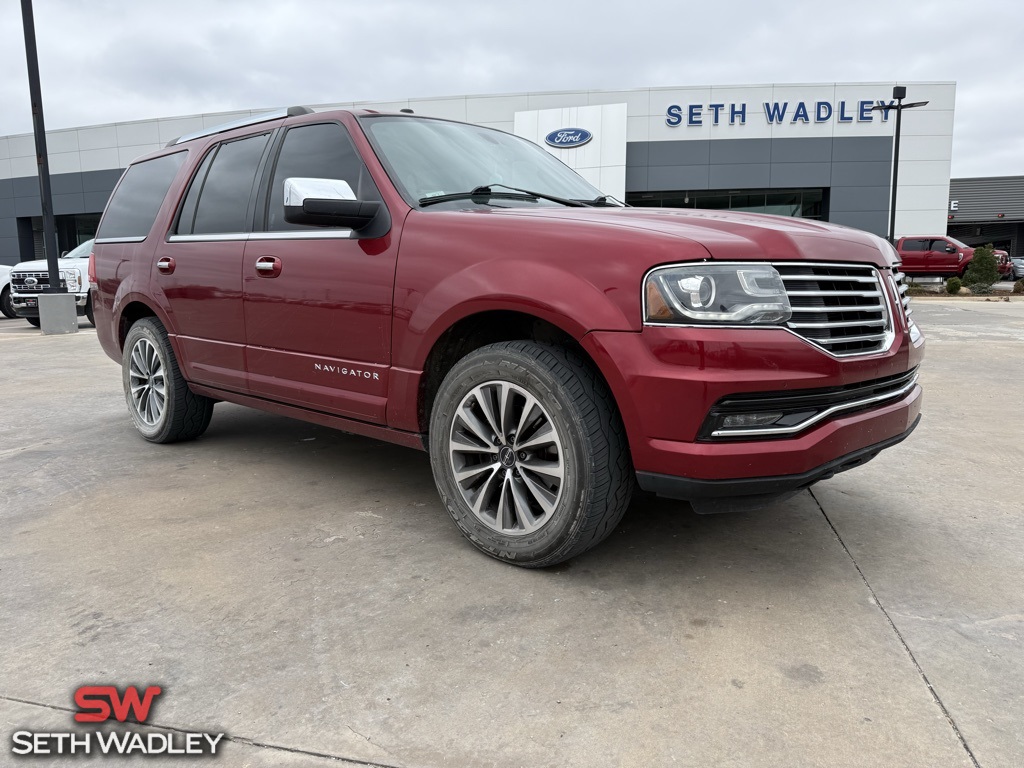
[165,106,313,147]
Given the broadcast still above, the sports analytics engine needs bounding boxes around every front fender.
[394,259,637,370]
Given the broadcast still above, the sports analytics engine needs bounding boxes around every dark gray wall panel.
[0,237,18,266]
[647,165,710,191]
[53,192,86,215]
[14,197,41,217]
[710,139,771,164]
[625,165,649,192]
[832,210,888,233]
[769,163,831,188]
[0,217,17,236]
[648,140,710,166]
[82,169,123,193]
[12,177,37,198]
[709,163,771,189]
[771,137,833,163]
[625,142,649,166]
[0,198,14,218]
[831,161,891,187]
[84,190,113,211]
[0,179,12,199]
[831,136,892,162]
[51,174,84,195]
[831,186,892,212]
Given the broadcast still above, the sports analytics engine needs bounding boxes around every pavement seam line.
[0,693,401,768]
[808,489,982,768]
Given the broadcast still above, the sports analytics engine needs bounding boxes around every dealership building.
[0,81,957,266]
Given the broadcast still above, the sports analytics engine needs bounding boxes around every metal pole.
[887,96,903,244]
[20,0,63,294]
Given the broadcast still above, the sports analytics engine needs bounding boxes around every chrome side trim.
[94,236,146,244]
[166,231,354,243]
[167,233,249,243]
[710,374,919,438]
[248,230,353,240]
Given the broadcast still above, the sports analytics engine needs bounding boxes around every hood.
[482,206,895,266]
[11,257,88,274]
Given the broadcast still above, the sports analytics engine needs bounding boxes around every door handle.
[255,255,282,278]
[156,257,175,274]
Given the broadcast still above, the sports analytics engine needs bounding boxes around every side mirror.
[61,250,69,257]
[945,244,957,253]
[282,177,389,238]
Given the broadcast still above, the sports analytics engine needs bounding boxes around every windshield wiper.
[418,183,586,208]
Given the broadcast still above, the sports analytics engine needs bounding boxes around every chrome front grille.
[892,269,912,321]
[11,271,66,292]
[776,263,892,357]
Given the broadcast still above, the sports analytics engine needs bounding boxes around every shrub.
[970,283,994,295]
[962,244,998,289]
[946,277,962,294]
[1013,279,1024,295]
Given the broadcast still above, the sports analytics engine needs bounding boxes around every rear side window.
[96,151,186,241]
[179,133,270,235]
[901,239,926,252]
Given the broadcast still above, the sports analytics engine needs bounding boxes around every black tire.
[122,317,214,443]
[26,317,41,328]
[429,341,633,567]
[0,285,15,319]
[85,295,94,326]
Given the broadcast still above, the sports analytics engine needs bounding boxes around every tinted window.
[189,133,270,235]
[175,149,216,235]
[96,152,186,240]
[266,123,380,231]
[901,239,927,252]
[930,239,952,251]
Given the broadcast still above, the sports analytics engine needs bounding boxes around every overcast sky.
[1,0,1020,178]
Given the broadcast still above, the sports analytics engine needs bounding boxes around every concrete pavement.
[1,301,1020,767]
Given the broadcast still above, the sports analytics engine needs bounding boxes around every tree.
[962,244,998,292]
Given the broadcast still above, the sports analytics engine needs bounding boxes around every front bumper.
[12,292,88,318]
[638,413,920,512]
[582,319,925,499]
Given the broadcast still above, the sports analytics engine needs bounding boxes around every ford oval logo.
[25,277,38,286]
[544,128,593,148]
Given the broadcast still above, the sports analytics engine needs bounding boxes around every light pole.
[872,86,928,243]
[20,0,77,333]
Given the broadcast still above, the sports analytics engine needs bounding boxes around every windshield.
[63,239,94,259]
[359,115,605,208]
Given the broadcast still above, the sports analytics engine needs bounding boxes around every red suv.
[91,108,924,566]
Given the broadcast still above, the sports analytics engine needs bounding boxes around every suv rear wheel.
[429,341,632,567]
[122,318,214,443]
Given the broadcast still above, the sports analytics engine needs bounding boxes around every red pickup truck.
[895,236,974,277]
[90,108,924,566]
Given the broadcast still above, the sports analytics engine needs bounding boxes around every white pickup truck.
[10,239,94,327]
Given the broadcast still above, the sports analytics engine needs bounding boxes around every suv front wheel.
[429,341,633,567]
[122,318,214,443]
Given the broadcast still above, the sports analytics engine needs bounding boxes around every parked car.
[895,236,975,278]
[10,239,95,327]
[995,250,1013,280]
[91,108,924,567]
[1012,256,1024,280]
[0,264,14,318]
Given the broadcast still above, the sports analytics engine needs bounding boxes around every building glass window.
[628,188,827,221]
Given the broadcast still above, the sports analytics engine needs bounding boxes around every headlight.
[644,263,792,325]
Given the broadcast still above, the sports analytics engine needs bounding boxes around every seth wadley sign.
[665,99,898,127]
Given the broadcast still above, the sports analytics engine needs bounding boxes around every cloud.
[1,0,1020,176]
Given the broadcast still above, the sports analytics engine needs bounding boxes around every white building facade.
[0,81,955,265]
